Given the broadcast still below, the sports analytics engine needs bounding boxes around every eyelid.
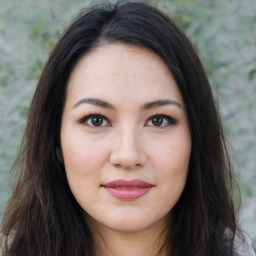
[145,114,177,127]
[77,113,111,127]
[76,113,177,128]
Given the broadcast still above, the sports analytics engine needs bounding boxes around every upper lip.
[103,179,153,188]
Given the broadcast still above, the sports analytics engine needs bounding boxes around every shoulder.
[234,232,255,256]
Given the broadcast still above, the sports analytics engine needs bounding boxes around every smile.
[102,179,154,200]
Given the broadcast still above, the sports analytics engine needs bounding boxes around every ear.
[56,147,64,163]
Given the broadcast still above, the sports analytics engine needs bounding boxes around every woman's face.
[60,44,191,234]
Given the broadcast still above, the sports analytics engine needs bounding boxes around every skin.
[60,43,191,256]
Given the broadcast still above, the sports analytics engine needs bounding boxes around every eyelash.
[146,114,177,127]
[77,113,177,128]
[77,113,111,127]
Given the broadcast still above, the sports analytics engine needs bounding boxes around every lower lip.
[103,186,153,200]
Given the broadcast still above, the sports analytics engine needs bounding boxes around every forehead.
[66,43,183,106]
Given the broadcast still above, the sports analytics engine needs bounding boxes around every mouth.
[102,179,154,200]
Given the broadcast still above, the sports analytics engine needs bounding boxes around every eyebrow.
[141,99,181,110]
[73,98,115,109]
[73,98,181,110]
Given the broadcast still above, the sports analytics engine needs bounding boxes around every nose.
[109,128,147,170]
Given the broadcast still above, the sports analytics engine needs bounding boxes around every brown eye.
[146,114,177,128]
[91,116,104,126]
[78,114,110,127]
[152,117,164,126]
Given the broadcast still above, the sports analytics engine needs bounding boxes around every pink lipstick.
[102,179,153,200]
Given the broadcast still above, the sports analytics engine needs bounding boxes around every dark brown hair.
[1,1,241,255]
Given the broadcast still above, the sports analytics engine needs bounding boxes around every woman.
[0,1,254,256]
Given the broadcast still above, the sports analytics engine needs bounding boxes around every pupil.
[92,116,103,126]
[152,117,163,126]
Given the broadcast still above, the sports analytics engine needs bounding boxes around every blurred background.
[0,0,255,249]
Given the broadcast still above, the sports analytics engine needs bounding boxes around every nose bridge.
[119,126,139,153]
[110,124,146,169]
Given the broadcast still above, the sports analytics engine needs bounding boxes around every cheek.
[61,136,107,207]
[61,135,108,176]
[153,135,191,173]
[151,133,191,197]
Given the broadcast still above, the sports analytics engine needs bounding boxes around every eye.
[78,114,111,127]
[146,114,177,128]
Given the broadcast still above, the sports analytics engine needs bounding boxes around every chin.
[110,220,150,233]
[98,212,169,234]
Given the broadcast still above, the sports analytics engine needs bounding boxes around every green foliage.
[0,0,255,244]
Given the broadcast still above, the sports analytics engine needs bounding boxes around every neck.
[87,219,169,256]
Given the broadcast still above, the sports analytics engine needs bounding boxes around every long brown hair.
[1,2,241,255]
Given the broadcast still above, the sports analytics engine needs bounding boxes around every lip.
[102,179,154,200]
